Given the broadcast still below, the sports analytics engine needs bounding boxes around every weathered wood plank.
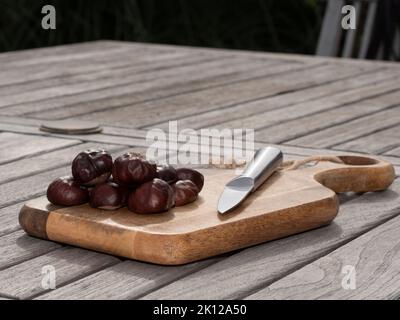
[0,47,147,87]
[0,230,60,270]
[0,54,218,97]
[0,203,27,236]
[384,146,400,157]
[0,122,148,147]
[141,178,400,300]
[246,213,400,300]
[0,247,120,300]
[0,57,264,109]
[0,143,124,184]
[144,66,386,130]
[11,60,313,119]
[288,104,400,149]
[255,84,400,143]
[35,258,219,300]
[74,63,369,128]
[0,44,208,89]
[148,70,399,132]
[123,40,400,68]
[0,41,183,73]
[0,132,80,165]
[0,41,131,66]
[333,125,400,154]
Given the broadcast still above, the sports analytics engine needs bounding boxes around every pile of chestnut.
[46,149,204,214]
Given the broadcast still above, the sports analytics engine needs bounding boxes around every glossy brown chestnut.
[112,152,157,187]
[71,149,113,186]
[156,165,178,184]
[176,168,204,192]
[47,176,89,206]
[173,180,199,206]
[128,178,174,214]
[89,182,130,210]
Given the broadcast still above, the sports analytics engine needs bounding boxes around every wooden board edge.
[19,203,49,240]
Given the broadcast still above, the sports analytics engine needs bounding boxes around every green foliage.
[0,0,324,53]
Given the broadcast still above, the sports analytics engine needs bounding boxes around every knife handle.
[242,147,283,191]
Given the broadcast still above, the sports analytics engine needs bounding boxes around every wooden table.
[0,41,400,300]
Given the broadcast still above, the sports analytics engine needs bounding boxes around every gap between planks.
[245,208,400,300]
[68,63,369,127]
[1,120,400,169]
[14,60,321,120]
[143,66,392,131]
[0,56,270,109]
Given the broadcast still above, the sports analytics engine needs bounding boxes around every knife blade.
[217,147,283,215]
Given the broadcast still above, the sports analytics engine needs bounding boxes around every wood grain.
[0,122,148,147]
[0,46,141,86]
[0,132,79,165]
[0,43,192,86]
[142,178,400,300]
[255,83,400,143]
[384,146,400,158]
[144,66,388,130]
[0,57,262,109]
[0,54,215,98]
[0,41,136,68]
[0,203,29,236]
[333,125,400,154]
[288,105,400,148]
[246,212,400,300]
[24,60,312,120]
[0,58,305,118]
[76,63,368,128]
[0,247,119,299]
[35,258,220,300]
[0,230,60,270]
[20,156,394,265]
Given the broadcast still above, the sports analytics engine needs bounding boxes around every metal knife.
[217,147,283,215]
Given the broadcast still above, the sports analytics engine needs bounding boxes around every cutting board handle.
[311,155,395,193]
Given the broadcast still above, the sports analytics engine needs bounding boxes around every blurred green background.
[0,0,324,54]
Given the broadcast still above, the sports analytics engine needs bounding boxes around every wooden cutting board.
[19,155,395,265]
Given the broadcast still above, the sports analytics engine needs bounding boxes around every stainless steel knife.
[217,147,283,215]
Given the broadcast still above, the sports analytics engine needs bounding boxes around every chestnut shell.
[156,165,178,184]
[47,176,89,206]
[176,168,204,192]
[71,149,113,186]
[128,178,174,214]
[173,180,199,206]
[89,182,130,210]
[112,152,157,187]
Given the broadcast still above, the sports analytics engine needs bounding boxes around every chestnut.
[156,165,178,184]
[71,149,113,186]
[112,152,157,187]
[89,182,130,210]
[176,168,204,192]
[173,180,199,206]
[47,176,89,206]
[128,178,174,214]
